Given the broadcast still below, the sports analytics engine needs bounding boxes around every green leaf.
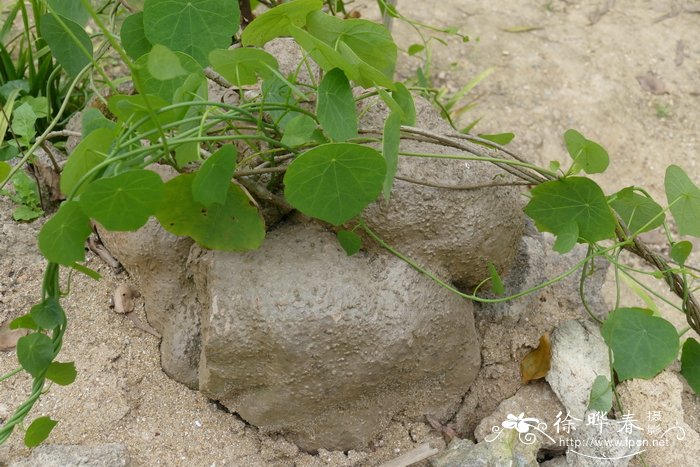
[108,94,183,137]
[0,161,9,183]
[305,11,397,79]
[143,0,240,66]
[241,0,323,47]
[192,144,237,207]
[524,177,616,244]
[29,298,65,329]
[39,14,92,78]
[681,338,700,394]
[38,201,92,265]
[155,174,265,251]
[60,127,112,196]
[147,44,188,81]
[10,314,38,330]
[175,141,200,168]
[671,241,692,266]
[552,221,579,254]
[12,205,43,222]
[280,114,320,147]
[20,95,48,118]
[0,144,20,162]
[665,165,700,237]
[478,132,515,146]
[601,307,679,380]
[487,262,505,295]
[391,83,416,125]
[47,0,88,26]
[284,143,386,225]
[79,170,164,231]
[209,48,279,86]
[16,333,54,378]
[46,361,77,386]
[407,44,425,56]
[337,229,362,256]
[564,129,609,174]
[262,76,297,129]
[81,108,115,137]
[382,111,401,201]
[610,187,665,234]
[288,25,394,89]
[588,375,612,413]
[317,68,357,142]
[11,102,37,144]
[121,12,152,60]
[24,416,58,448]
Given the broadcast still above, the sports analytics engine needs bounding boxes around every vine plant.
[1,0,700,448]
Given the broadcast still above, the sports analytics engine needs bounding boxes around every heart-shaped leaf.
[564,129,609,174]
[525,177,616,245]
[29,298,65,330]
[209,48,278,86]
[665,165,700,237]
[16,333,54,377]
[24,416,58,448]
[46,361,77,386]
[38,201,92,265]
[79,170,164,231]
[156,174,265,251]
[284,143,386,225]
[601,307,679,380]
[610,187,665,234]
[143,0,240,66]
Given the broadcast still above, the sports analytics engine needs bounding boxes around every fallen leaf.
[520,332,551,383]
[0,321,29,351]
[636,73,668,95]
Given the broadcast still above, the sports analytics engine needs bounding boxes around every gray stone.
[431,432,540,467]
[545,320,610,419]
[541,457,568,467]
[9,443,130,467]
[565,410,642,466]
[475,219,546,320]
[475,225,609,322]
[618,371,700,467]
[475,381,566,448]
[189,222,481,451]
[360,97,524,289]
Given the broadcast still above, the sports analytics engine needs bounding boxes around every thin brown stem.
[395,175,532,190]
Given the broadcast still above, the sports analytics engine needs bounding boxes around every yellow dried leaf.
[520,332,551,384]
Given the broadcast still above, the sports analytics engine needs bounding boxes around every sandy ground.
[2,1,700,465]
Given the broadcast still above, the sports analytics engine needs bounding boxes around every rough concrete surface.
[361,96,524,289]
[190,222,480,451]
[546,320,611,420]
[3,1,700,465]
[619,371,700,467]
